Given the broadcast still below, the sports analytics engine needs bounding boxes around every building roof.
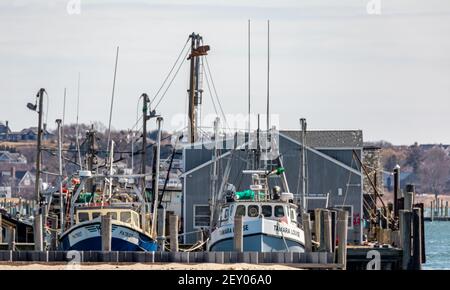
[280,130,363,148]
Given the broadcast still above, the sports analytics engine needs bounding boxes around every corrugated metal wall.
[183,135,363,244]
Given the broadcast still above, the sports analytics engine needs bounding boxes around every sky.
[0,0,449,145]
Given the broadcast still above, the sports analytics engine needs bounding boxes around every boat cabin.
[75,208,140,228]
[218,202,298,227]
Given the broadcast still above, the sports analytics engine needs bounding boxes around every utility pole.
[187,33,209,144]
[300,118,307,212]
[35,88,45,205]
[56,119,64,232]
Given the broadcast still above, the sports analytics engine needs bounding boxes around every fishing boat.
[207,167,305,252]
[59,171,157,251]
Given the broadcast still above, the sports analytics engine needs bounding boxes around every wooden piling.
[51,216,58,250]
[234,215,243,252]
[169,215,179,252]
[157,207,166,251]
[412,208,422,270]
[431,201,434,221]
[323,210,332,253]
[101,215,112,251]
[445,201,448,217]
[8,227,15,251]
[33,211,43,251]
[400,210,412,270]
[336,210,348,269]
[440,199,444,217]
[404,192,414,212]
[0,213,2,244]
[314,208,322,246]
[302,213,312,253]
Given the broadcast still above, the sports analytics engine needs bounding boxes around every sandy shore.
[0,262,299,270]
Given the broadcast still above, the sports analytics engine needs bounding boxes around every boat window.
[132,212,139,227]
[120,211,132,223]
[223,208,229,220]
[107,212,117,220]
[248,205,259,217]
[78,212,89,222]
[92,212,101,219]
[262,205,272,217]
[290,209,297,222]
[235,205,246,217]
[274,206,285,217]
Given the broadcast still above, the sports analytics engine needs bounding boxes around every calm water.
[424,221,450,270]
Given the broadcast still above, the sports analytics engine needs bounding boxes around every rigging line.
[341,156,355,206]
[153,48,190,110]
[202,60,219,116]
[75,72,83,170]
[106,46,120,155]
[150,37,190,105]
[204,56,231,132]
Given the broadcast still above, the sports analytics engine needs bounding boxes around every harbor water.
[424,221,450,270]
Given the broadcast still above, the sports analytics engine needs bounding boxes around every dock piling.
[400,210,412,270]
[169,215,179,252]
[234,215,243,252]
[157,207,166,251]
[0,213,2,244]
[101,215,112,251]
[8,227,15,251]
[302,213,312,253]
[445,201,448,217]
[336,210,348,269]
[412,208,422,270]
[323,210,332,253]
[33,211,43,251]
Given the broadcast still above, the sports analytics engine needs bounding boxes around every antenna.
[106,46,120,154]
[248,19,251,141]
[266,20,270,132]
[75,73,83,169]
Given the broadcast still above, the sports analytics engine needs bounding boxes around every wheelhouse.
[219,202,298,226]
[75,208,140,229]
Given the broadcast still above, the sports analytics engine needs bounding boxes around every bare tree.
[419,146,450,198]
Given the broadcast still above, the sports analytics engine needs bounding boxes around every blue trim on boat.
[59,222,157,252]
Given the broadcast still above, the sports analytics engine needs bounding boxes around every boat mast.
[151,116,163,238]
[210,117,220,229]
[300,118,308,212]
[187,33,209,143]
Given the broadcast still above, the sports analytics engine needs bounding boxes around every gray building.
[181,130,364,244]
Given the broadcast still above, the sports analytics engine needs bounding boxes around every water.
[424,221,450,269]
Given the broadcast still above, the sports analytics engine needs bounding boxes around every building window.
[193,204,210,228]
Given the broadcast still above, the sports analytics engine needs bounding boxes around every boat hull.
[208,218,305,252]
[209,233,305,252]
[59,221,157,252]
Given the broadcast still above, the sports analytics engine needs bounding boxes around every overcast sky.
[1,0,449,145]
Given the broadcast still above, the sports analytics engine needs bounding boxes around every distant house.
[0,151,27,164]
[0,121,53,142]
[0,186,11,198]
[0,167,35,198]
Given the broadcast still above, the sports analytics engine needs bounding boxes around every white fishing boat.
[208,167,305,252]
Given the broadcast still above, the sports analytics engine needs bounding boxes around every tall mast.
[300,118,307,212]
[187,33,209,143]
[248,20,251,143]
